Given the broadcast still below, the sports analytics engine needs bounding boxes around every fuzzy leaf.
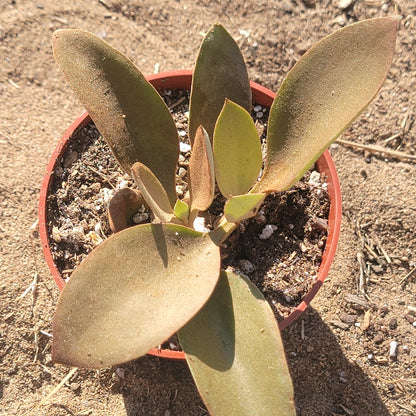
[108,188,144,233]
[178,270,295,416]
[174,199,190,224]
[189,126,215,213]
[256,17,398,193]
[52,223,221,368]
[131,162,176,223]
[224,193,265,223]
[52,29,179,205]
[213,100,262,197]
[189,24,251,144]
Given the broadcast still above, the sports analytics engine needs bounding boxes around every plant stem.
[208,217,238,246]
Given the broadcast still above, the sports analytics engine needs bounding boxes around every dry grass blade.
[38,367,78,407]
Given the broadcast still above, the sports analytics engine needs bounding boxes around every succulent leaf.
[224,193,265,223]
[52,29,179,205]
[189,24,252,144]
[178,270,295,416]
[189,126,215,215]
[174,199,190,224]
[108,188,144,233]
[213,100,262,197]
[256,17,398,193]
[52,223,222,368]
[131,162,176,223]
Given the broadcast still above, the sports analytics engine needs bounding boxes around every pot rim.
[38,69,342,360]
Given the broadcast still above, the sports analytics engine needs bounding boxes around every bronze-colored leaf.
[178,270,295,416]
[189,24,251,144]
[52,223,221,368]
[256,17,398,193]
[189,126,215,215]
[52,29,179,205]
[108,188,144,233]
[131,162,176,223]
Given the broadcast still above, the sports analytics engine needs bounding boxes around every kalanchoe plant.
[51,19,397,415]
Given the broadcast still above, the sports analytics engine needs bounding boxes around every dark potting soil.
[46,89,330,336]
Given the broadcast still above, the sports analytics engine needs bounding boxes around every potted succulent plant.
[42,19,397,415]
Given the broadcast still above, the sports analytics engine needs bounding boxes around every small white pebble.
[390,340,398,357]
[253,105,262,112]
[239,29,250,38]
[259,224,277,240]
[308,171,321,186]
[256,111,264,118]
[179,130,187,137]
[368,354,373,360]
[178,167,187,178]
[176,185,184,197]
[179,142,191,153]
[118,180,129,189]
[193,216,209,233]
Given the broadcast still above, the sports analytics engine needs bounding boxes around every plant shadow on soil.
[110,307,389,416]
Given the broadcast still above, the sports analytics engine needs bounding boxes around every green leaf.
[189,126,215,214]
[131,162,176,223]
[52,29,179,205]
[108,188,144,233]
[224,193,265,223]
[189,24,251,144]
[256,17,398,193]
[213,100,262,197]
[178,270,295,416]
[174,199,190,224]
[52,223,221,368]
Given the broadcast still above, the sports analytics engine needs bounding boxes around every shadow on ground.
[116,307,388,416]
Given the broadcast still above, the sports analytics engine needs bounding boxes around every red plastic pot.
[39,70,342,360]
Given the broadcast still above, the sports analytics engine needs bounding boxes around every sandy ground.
[1,1,415,415]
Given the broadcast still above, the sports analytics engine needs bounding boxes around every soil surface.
[1,1,415,415]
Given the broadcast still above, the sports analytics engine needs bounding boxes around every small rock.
[340,314,358,325]
[70,382,81,392]
[374,334,384,345]
[306,345,314,353]
[339,371,347,383]
[63,151,78,168]
[389,318,397,330]
[115,367,125,378]
[179,142,191,153]
[178,167,187,178]
[404,314,415,324]
[280,0,294,12]
[389,340,398,358]
[337,0,354,10]
[239,259,255,274]
[329,320,350,330]
[259,224,277,240]
[253,105,262,112]
[193,216,209,233]
[379,306,389,317]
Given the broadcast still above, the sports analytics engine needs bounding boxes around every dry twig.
[336,138,416,161]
